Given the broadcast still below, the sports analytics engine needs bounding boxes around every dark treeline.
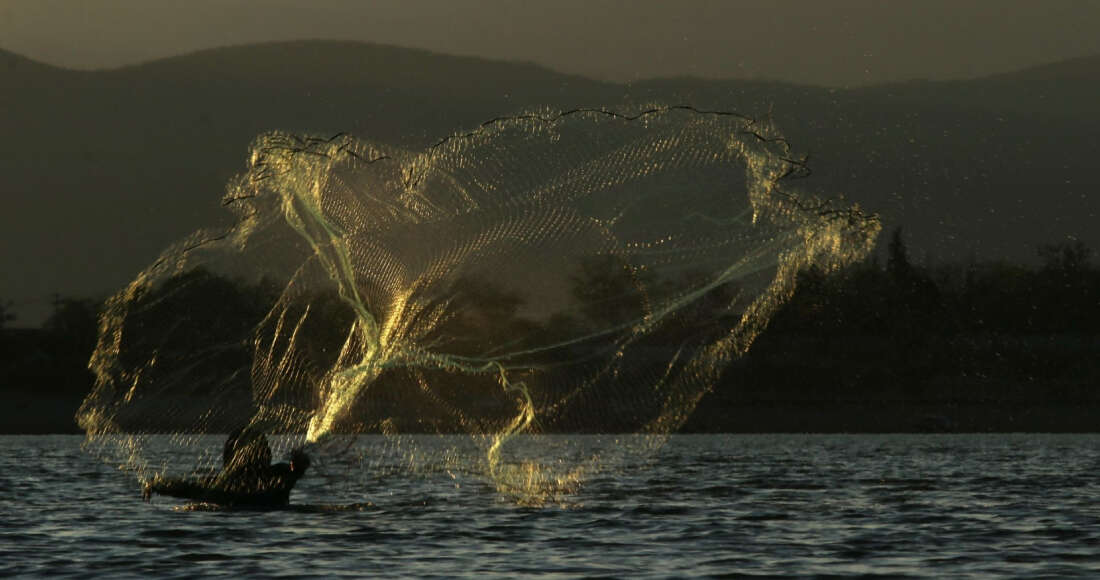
[0,271,282,433]
[1,296,103,433]
[2,231,1098,433]
[686,230,1100,432]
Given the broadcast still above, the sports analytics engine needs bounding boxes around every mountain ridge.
[2,41,1098,325]
[5,41,1098,88]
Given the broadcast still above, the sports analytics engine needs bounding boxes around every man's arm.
[143,474,238,504]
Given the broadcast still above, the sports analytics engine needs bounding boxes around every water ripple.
[7,434,1100,577]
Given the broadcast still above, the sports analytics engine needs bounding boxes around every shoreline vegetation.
[2,231,1097,434]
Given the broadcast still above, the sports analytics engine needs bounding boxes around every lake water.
[4,434,1100,578]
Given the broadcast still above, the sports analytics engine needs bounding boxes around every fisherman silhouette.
[143,426,310,507]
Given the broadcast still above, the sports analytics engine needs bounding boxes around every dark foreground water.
[4,434,1100,578]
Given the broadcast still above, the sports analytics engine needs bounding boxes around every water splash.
[78,106,879,504]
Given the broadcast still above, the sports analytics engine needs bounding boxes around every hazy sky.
[3,0,1100,87]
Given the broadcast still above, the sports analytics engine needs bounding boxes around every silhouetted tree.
[43,295,100,353]
[571,254,647,329]
[1033,239,1098,332]
[423,276,538,357]
[882,227,945,335]
[1038,238,1092,274]
[886,226,912,280]
[0,299,14,330]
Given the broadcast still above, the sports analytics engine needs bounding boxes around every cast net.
[78,106,879,505]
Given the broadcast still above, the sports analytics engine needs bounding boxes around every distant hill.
[988,54,1100,82]
[2,40,1098,324]
[1,48,70,77]
[107,40,609,97]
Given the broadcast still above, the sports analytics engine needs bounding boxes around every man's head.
[289,449,311,474]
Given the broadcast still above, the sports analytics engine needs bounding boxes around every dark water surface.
[4,434,1100,578]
